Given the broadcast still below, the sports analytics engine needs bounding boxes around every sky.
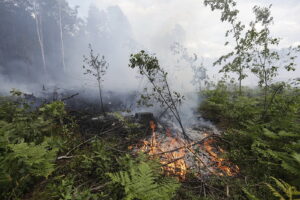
[68,0,300,54]
[67,0,300,88]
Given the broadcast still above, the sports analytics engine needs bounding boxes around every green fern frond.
[292,153,300,163]
[263,129,279,139]
[266,183,285,200]
[278,131,299,138]
[8,141,58,178]
[108,161,179,200]
[242,188,260,200]
[281,161,300,176]
[266,177,300,200]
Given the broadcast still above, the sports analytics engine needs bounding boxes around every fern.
[266,177,300,200]
[0,140,58,199]
[281,161,300,177]
[7,141,58,177]
[263,128,279,139]
[250,128,300,179]
[108,161,180,200]
[242,188,260,200]
[293,153,300,163]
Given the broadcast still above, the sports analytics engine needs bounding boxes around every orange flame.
[140,121,188,179]
[203,139,239,176]
[135,121,239,179]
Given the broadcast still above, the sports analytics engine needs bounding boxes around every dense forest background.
[0,0,137,91]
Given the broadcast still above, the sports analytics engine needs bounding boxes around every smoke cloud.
[0,0,299,123]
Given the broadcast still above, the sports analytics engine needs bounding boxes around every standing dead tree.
[58,0,66,72]
[33,0,47,73]
[129,50,190,141]
[83,44,109,116]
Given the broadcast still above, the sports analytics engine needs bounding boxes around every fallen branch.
[98,125,123,136]
[90,182,111,193]
[68,136,96,155]
[161,156,185,166]
[57,125,126,160]
[61,93,79,101]
[57,155,75,160]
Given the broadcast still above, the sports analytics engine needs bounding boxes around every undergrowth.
[1,79,299,200]
[0,90,180,200]
[199,81,300,199]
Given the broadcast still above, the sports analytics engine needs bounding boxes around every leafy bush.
[200,81,260,128]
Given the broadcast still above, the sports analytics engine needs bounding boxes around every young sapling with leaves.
[129,50,190,141]
[83,44,109,116]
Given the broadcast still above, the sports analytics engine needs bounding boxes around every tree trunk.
[97,69,105,116]
[59,1,66,72]
[238,67,242,95]
[33,2,47,73]
[239,78,242,95]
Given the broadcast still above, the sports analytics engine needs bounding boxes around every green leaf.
[108,161,179,200]
[263,128,279,139]
[242,188,260,200]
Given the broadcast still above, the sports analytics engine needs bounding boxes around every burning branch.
[133,121,239,179]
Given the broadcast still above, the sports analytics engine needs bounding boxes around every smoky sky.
[0,0,299,128]
[0,0,299,95]
[67,0,300,88]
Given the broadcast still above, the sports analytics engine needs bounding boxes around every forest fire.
[139,121,188,179]
[203,139,240,176]
[135,121,239,179]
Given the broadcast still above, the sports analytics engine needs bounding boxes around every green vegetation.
[2,71,297,200]
[199,80,300,199]
[0,1,299,200]
[194,1,300,199]
[108,155,180,200]
[0,91,180,200]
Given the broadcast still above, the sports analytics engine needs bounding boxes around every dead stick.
[161,156,185,166]
[57,155,75,160]
[57,126,120,159]
[90,182,111,192]
[61,93,79,101]
[58,136,97,159]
